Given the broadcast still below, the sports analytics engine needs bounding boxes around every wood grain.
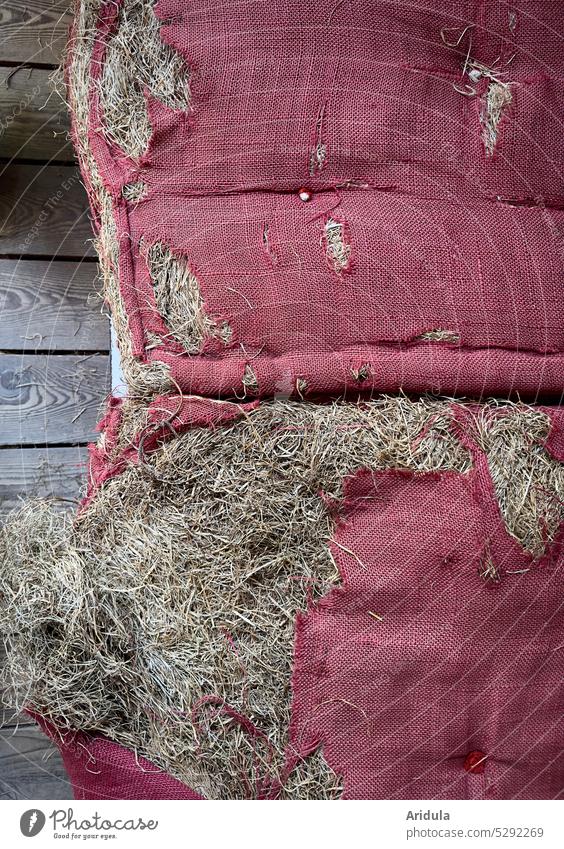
[0,0,72,65]
[0,353,109,445]
[0,725,71,800]
[1,639,31,727]
[0,445,88,513]
[0,65,72,160]
[0,163,95,257]
[0,259,108,351]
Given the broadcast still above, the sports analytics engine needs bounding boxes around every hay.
[241,364,259,394]
[419,329,460,343]
[480,81,512,156]
[323,218,351,274]
[1,397,561,798]
[98,0,190,159]
[473,406,563,556]
[144,242,232,352]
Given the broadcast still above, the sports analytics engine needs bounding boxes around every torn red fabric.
[543,406,564,462]
[43,0,564,802]
[85,394,258,502]
[81,0,564,400]
[32,714,202,800]
[289,464,563,799]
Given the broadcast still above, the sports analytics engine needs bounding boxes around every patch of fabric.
[32,714,202,800]
[289,467,563,799]
[79,0,564,399]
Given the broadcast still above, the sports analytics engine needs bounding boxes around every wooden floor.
[0,1,110,798]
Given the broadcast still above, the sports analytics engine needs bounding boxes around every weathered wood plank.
[0,353,109,445]
[0,725,71,800]
[0,164,95,257]
[0,445,88,513]
[0,65,72,160]
[0,0,72,66]
[0,259,108,351]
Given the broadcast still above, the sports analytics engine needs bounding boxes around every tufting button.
[298,188,312,202]
[464,751,487,774]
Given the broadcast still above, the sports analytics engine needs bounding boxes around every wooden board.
[0,353,109,445]
[0,725,71,800]
[0,164,95,257]
[0,259,108,351]
[0,0,72,66]
[0,445,88,513]
[0,66,72,160]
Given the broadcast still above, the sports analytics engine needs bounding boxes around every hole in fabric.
[480,82,512,156]
[350,364,373,383]
[242,364,259,394]
[98,0,190,160]
[440,25,513,155]
[296,377,308,397]
[473,409,564,557]
[5,400,562,797]
[323,217,352,275]
[145,242,232,353]
[464,751,487,774]
[262,223,277,264]
[309,142,327,175]
[418,329,460,343]
[309,104,327,175]
[145,331,164,350]
[478,551,501,584]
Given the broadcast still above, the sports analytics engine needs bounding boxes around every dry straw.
[1,398,562,798]
[9,0,559,800]
[143,242,232,353]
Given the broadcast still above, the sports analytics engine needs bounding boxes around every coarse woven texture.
[67,0,564,401]
[1,398,563,799]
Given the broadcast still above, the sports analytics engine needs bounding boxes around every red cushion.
[84,0,564,400]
